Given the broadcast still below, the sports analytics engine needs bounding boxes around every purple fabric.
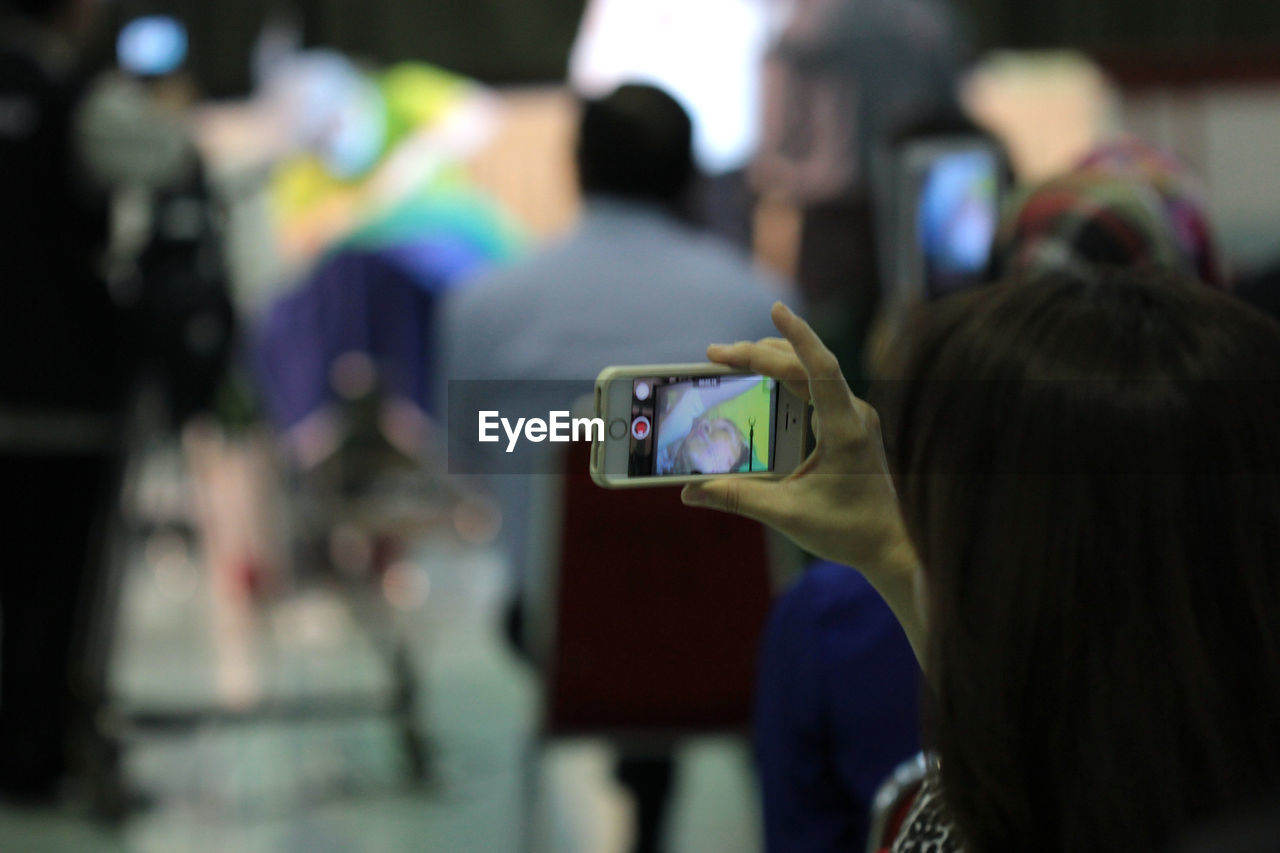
[380,235,492,292]
[254,242,487,430]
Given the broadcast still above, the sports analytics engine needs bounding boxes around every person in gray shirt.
[440,82,792,853]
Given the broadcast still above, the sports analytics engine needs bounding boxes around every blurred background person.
[753,0,969,380]
[991,135,1225,287]
[754,561,921,853]
[255,50,510,274]
[0,0,131,803]
[442,82,790,853]
[249,49,517,474]
[867,132,1224,379]
[1071,135,1225,287]
[0,0,228,806]
[569,0,773,247]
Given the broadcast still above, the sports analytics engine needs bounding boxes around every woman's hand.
[682,303,927,660]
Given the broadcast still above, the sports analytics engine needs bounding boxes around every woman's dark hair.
[886,268,1280,852]
[576,83,695,207]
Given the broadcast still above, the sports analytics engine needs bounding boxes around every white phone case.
[590,363,804,489]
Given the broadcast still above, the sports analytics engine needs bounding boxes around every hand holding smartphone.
[671,302,925,660]
[591,363,811,488]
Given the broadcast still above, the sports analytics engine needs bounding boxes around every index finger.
[770,302,859,424]
[707,337,811,402]
[706,338,799,374]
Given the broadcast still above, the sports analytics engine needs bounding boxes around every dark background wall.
[961,0,1280,49]
[105,0,587,97]
[101,0,1280,98]
[298,0,588,85]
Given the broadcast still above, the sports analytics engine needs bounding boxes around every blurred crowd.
[3,0,1280,852]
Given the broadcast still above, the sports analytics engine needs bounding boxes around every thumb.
[681,478,784,526]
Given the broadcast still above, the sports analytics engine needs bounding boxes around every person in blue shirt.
[755,560,922,852]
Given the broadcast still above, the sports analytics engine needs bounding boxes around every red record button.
[631,416,651,441]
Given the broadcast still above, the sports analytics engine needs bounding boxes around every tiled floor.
[0,512,762,853]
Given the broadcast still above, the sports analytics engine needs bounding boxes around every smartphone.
[885,135,1005,306]
[591,363,810,488]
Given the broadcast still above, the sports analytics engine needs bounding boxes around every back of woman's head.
[886,269,1280,852]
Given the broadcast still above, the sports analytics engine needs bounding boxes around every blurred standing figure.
[445,84,788,607]
[0,0,128,802]
[443,84,789,853]
[754,0,967,377]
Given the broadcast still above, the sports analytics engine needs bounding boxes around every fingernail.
[681,485,704,506]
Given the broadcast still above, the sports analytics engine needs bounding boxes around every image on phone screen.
[916,149,1000,297]
[627,374,776,477]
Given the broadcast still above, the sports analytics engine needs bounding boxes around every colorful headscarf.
[1077,135,1225,287]
[994,136,1225,287]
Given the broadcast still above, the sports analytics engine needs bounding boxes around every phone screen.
[627,374,776,477]
[916,149,1000,297]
